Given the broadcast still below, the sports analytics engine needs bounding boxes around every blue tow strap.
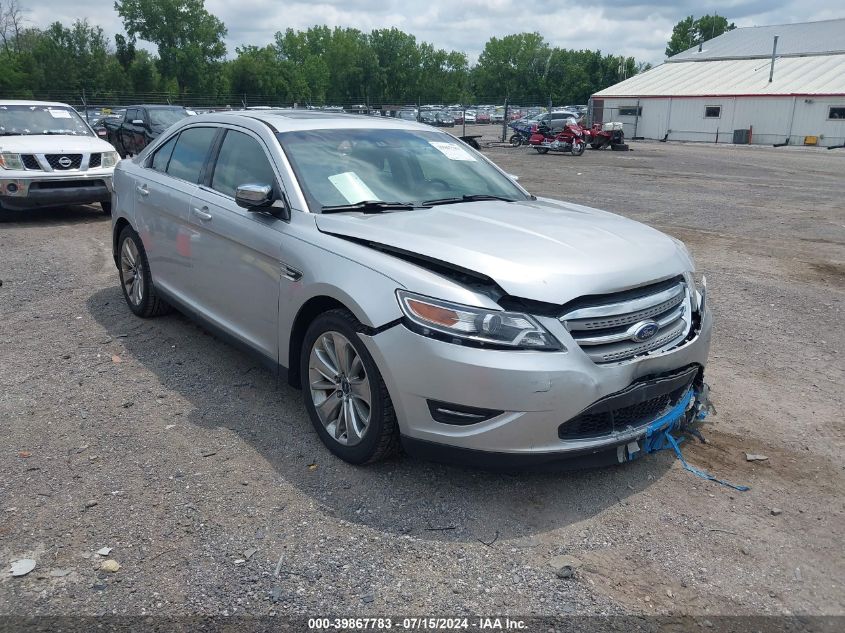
[638,388,750,492]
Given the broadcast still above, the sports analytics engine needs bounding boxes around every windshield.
[0,104,93,136]
[149,109,190,128]
[277,128,528,211]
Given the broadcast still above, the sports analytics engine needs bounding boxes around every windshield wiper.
[422,194,517,206]
[321,200,427,214]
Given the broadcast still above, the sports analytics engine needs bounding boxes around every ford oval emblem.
[631,320,659,343]
[58,156,72,168]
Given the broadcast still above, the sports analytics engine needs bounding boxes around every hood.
[0,135,116,154]
[315,198,693,305]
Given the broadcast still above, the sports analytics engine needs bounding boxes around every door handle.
[136,184,149,196]
[192,206,213,221]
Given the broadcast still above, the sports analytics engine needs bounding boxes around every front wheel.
[571,140,586,156]
[301,309,399,464]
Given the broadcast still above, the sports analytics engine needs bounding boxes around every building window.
[829,106,845,120]
[704,106,721,118]
[618,106,642,117]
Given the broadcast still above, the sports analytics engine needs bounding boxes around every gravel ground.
[1,138,843,620]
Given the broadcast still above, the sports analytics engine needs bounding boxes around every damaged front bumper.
[362,303,713,470]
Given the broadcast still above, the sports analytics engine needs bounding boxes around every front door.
[186,127,284,362]
[134,126,218,306]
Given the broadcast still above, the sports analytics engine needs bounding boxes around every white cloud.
[15,0,845,65]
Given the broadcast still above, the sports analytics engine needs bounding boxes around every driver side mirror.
[235,183,290,220]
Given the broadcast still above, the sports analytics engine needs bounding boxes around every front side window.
[166,127,217,183]
[151,135,178,173]
[705,105,721,118]
[277,127,528,211]
[211,130,276,198]
[0,104,94,137]
[828,106,845,120]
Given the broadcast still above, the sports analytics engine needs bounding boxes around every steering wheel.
[427,178,451,189]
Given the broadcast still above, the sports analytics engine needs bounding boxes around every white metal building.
[590,18,845,146]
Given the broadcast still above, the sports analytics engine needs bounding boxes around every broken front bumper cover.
[402,367,714,471]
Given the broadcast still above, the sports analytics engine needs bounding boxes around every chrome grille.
[561,279,692,364]
[45,154,82,170]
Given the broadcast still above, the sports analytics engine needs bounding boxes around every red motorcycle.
[528,119,588,156]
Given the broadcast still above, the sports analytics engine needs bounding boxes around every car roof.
[0,100,75,108]
[191,109,434,132]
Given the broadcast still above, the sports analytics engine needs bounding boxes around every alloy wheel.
[308,331,372,446]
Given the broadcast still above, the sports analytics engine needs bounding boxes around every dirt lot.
[1,137,843,622]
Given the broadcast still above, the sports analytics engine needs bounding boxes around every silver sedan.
[110,110,711,468]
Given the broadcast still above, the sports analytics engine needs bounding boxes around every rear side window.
[151,135,177,173]
[166,127,217,183]
[211,130,276,197]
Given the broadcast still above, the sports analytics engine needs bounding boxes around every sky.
[19,0,845,65]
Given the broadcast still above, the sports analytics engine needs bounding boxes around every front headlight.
[0,153,24,170]
[396,290,563,351]
[100,151,120,168]
[683,271,706,313]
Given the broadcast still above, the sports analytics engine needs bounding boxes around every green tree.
[666,14,736,57]
[228,45,292,103]
[114,0,226,93]
[472,33,549,101]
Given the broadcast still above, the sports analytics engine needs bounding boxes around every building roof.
[670,18,845,61]
[592,54,845,98]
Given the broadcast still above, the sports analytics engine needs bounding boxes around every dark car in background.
[104,105,193,157]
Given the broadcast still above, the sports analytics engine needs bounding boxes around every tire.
[300,309,399,464]
[509,134,523,147]
[590,142,602,150]
[101,200,112,215]
[611,143,630,151]
[535,147,549,154]
[571,140,586,156]
[116,225,173,318]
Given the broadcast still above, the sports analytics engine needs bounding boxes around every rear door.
[134,126,219,306]
[185,127,285,361]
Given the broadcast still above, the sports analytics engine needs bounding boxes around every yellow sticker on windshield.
[429,141,476,161]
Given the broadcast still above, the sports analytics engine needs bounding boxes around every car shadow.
[0,203,109,225]
[87,285,672,543]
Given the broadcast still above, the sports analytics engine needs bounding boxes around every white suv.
[0,100,120,214]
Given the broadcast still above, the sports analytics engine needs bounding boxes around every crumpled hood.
[316,198,693,305]
[0,134,116,154]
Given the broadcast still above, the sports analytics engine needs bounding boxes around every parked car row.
[0,100,195,214]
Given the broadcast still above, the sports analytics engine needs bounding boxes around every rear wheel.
[117,226,173,318]
[590,142,602,150]
[509,134,523,147]
[301,309,399,464]
[535,147,549,154]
